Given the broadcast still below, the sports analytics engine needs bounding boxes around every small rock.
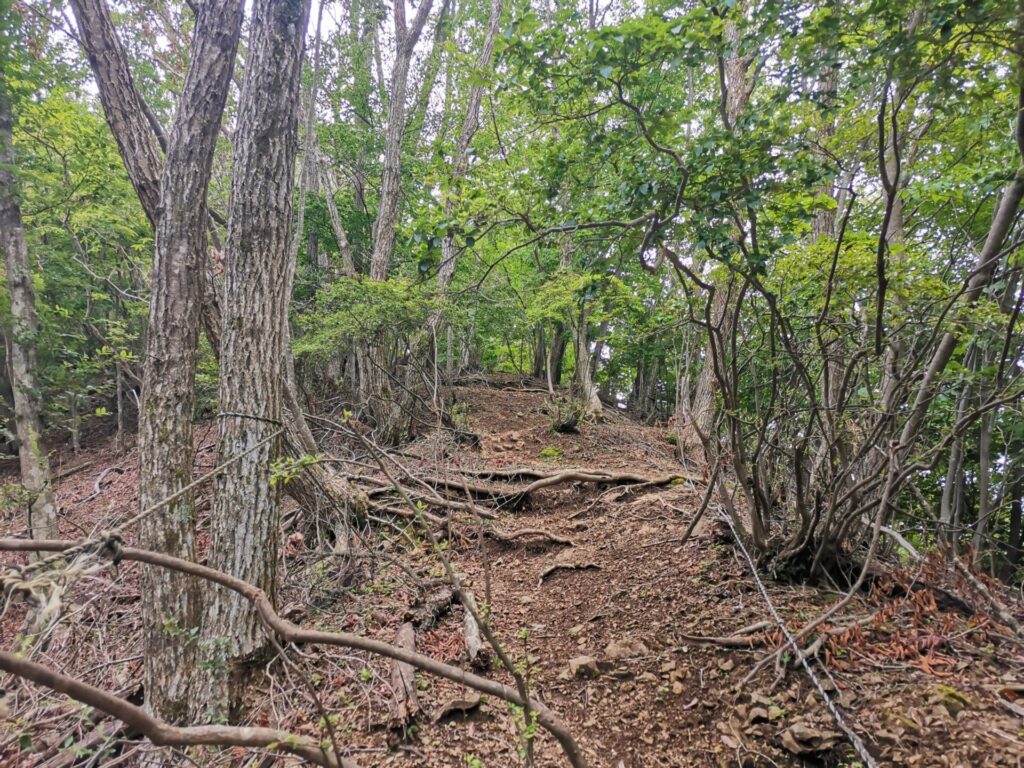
[672,681,685,695]
[719,659,735,673]
[605,638,650,659]
[638,672,659,683]
[569,655,601,678]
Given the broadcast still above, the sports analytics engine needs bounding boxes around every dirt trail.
[380,384,1024,767]
[2,383,1023,767]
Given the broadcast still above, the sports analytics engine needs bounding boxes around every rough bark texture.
[207,0,310,713]
[0,82,58,545]
[72,0,360,534]
[68,0,163,229]
[70,0,245,723]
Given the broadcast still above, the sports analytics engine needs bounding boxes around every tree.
[70,0,244,722]
[0,61,58,548]
[207,0,311,716]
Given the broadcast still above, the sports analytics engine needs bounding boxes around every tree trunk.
[532,326,546,380]
[682,15,751,451]
[207,0,310,718]
[0,82,58,547]
[361,0,436,441]
[67,0,163,229]
[435,0,502,297]
[368,0,436,280]
[70,0,245,724]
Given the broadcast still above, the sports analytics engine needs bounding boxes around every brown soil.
[2,381,1023,767]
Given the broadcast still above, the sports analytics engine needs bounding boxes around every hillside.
[2,380,1023,767]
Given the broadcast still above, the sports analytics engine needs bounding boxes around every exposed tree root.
[486,527,574,547]
[538,561,600,586]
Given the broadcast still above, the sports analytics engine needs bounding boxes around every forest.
[2,0,1024,765]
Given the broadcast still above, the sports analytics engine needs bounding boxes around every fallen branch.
[675,620,772,648]
[0,650,358,768]
[53,461,94,482]
[461,590,491,670]
[0,538,588,768]
[405,588,455,630]
[954,558,1024,639]
[75,466,125,503]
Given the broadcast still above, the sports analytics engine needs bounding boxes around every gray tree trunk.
[71,0,245,723]
[72,0,363,555]
[368,0,436,280]
[0,81,58,547]
[207,0,310,718]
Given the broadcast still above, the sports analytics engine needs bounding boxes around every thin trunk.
[972,342,999,562]
[319,159,357,277]
[368,0,436,280]
[0,83,58,546]
[289,0,325,272]
[361,0,437,442]
[532,326,546,380]
[683,14,751,449]
[207,0,310,717]
[940,361,974,546]
[435,0,502,297]
[405,0,452,150]
[898,173,1024,452]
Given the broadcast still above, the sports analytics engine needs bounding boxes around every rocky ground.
[2,379,1024,767]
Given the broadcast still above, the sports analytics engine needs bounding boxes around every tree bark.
[67,0,163,229]
[0,80,58,546]
[70,0,245,723]
[435,0,502,298]
[72,0,363,545]
[207,0,310,717]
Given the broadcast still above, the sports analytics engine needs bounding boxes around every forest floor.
[3,378,1024,767]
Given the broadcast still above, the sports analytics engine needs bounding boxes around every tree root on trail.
[316,463,695,535]
[675,620,772,648]
[486,527,574,547]
[538,561,600,586]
